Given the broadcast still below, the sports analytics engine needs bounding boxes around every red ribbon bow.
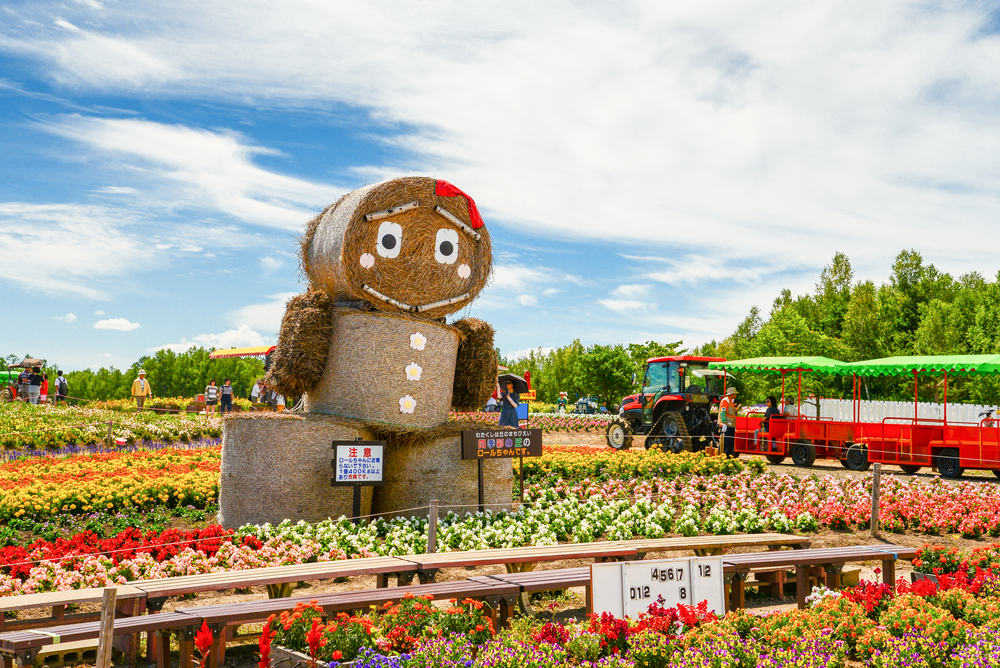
[435,180,485,229]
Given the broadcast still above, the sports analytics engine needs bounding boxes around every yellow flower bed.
[0,448,221,519]
[515,446,759,481]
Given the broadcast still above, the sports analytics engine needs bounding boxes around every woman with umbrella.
[496,374,524,428]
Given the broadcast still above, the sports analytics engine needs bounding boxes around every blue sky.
[1,1,999,371]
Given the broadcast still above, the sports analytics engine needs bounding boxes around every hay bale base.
[218,413,373,528]
[305,310,459,429]
[372,432,513,519]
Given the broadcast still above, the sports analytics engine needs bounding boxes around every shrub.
[879,594,970,647]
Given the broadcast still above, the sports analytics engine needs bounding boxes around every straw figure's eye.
[435,228,459,265]
[376,221,402,259]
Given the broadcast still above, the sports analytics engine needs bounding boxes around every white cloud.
[95,186,136,194]
[610,284,652,300]
[94,317,140,331]
[517,294,538,306]
[260,256,283,272]
[41,115,339,230]
[5,0,996,274]
[597,299,646,315]
[54,313,77,323]
[0,203,155,299]
[228,292,297,333]
[542,288,559,296]
[150,324,269,353]
[94,310,104,315]
[506,346,556,361]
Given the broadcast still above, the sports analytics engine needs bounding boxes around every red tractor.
[606,355,727,451]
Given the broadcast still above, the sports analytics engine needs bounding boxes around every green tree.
[578,344,633,407]
[843,280,886,361]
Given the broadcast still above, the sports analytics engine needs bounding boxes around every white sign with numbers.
[590,557,725,618]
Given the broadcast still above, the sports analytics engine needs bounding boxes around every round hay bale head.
[218,413,373,528]
[372,430,513,519]
[302,176,492,320]
[305,310,459,429]
[451,317,496,411]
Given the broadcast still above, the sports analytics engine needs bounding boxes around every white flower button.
[359,253,375,269]
[405,362,422,381]
[457,264,471,279]
[399,395,417,413]
[410,332,426,351]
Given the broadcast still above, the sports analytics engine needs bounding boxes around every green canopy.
[841,355,1000,378]
[707,356,845,375]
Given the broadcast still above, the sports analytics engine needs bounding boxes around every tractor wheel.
[662,419,683,453]
[993,469,1000,479]
[845,444,871,472]
[0,387,11,403]
[936,448,964,479]
[899,464,922,475]
[765,454,786,465]
[606,420,633,450]
[790,440,817,467]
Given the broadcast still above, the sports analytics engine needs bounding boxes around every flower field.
[0,403,222,451]
[246,565,1000,667]
[450,410,614,431]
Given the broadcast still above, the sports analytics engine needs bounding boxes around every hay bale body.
[266,290,335,397]
[451,318,496,411]
[302,177,492,321]
[218,413,373,528]
[372,431,513,519]
[304,310,459,429]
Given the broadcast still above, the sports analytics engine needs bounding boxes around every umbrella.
[498,373,529,394]
[10,358,44,369]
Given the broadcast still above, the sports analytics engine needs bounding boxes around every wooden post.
[870,463,882,538]
[351,485,362,525]
[427,499,438,553]
[105,421,114,448]
[477,459,484,513]
[96,587,117,668]
[519,455,524,504]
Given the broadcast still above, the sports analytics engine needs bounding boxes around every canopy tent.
[840,355,1000,378]
[708,356,846,375]
[208,346,276,360]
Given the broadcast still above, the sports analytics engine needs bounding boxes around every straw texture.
[371,424,513,519]
[450,318,496,411]
[302,177,492,320]
[218,413,373,528]
[265,289,335,397]
[304,310,459,428]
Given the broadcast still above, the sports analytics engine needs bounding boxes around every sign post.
[590,557,725,618]
[461,428,543,512]
[331,439,386,524]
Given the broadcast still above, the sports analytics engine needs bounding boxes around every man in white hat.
[130,369,152,412]
[719,386,739,458]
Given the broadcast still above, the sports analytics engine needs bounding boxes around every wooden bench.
[0,587,146,633]
[722,544,918,610]
[471,566,593,615]
[603,533,810,558]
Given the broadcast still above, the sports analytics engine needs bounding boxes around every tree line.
[3,348,265,401]
[502,250,1000,407]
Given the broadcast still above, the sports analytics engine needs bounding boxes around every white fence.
[797,398,996,424]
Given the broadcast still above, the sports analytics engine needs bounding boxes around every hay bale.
[218,412,373,528]
[451,318,496,411]
[304,310,459,429]
[265,289,335,396]
[302,177,493,321]
[370,422,513,519]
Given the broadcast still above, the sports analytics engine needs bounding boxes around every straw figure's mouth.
[362,285,470,314]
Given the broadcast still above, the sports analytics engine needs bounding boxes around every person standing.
[557,392,568,415]
[39,373,49,405]
[220,378,234,414]
[27,367,42,405]
[250,379,264,407]
[719,387,739,458]
[204,379,219,416]
[17,368,30,402]
[131,369,152,412]
[497,379,520,428]
[55,371,68,404]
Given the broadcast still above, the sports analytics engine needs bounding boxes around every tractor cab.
[608,355,726,451]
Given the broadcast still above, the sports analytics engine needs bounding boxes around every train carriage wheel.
[765,454,786,465]
[845,444,871,472]
[936,448,964,479]
[790,440,817,467]
[992,470,1000,479]
[899,464,922,474]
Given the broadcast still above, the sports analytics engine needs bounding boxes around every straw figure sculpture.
[223,176,508,521]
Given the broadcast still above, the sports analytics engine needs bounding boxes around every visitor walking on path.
[719,387,739,458]
[497,379,520,428]
[131,369,152,412]
[220,378,234,414]
[204,379,220,416]
[55,371,68,404]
